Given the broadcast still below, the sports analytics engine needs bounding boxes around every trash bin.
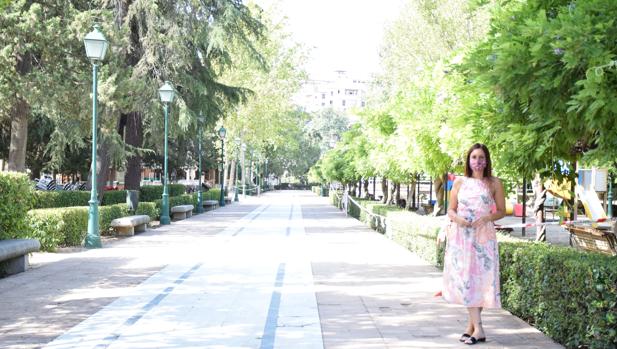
[126,190,139,212]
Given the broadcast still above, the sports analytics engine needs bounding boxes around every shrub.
[33,191,90,209]
[139,184,186,202]
[0,172,35,240]
[27,203,128,250]
[154,194,197,213]
[101,190,129,206]
[27,207,88,250]
[500,243,617,349]
[99,204,129,235]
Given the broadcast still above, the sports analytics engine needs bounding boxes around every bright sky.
[254,0,405,80]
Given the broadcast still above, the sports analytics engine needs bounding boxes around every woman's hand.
[455,216,472,227]
[472,215,492,228]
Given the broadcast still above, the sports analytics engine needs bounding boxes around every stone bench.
[171,205,194,220]
[110,215,150,236]
[203,200,219,211]
[0,239,41,276]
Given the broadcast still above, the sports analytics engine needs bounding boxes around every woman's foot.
[459,323,474,342]
[464,328,486,345]
[464,336,486,345]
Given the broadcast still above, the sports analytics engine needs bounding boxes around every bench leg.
[1,254,28,276]
[186,211,193,218]
[135,223,147,233]
[172,212,187,221]
[115,226,135,236]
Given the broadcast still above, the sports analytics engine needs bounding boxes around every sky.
[254,0,406,81]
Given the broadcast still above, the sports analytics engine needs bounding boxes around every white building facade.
[293,70,368,115]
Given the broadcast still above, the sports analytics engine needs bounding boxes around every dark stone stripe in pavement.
[259,262,286,349]
[93,263,202,349]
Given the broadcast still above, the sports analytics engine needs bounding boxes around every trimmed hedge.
[330,194,617,349]
[135,201,158,221]
[99,204,130,234]
[101,190,129,206]
[33,191,90,209]
[28,207,88,250]
[0,172,35,240]
[27,203,129,251]
[139,184,186,202]
[154,194,197,213]
[500,243,617,349]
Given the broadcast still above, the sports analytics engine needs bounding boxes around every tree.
[462,0,617,178]
[0,1,95,173]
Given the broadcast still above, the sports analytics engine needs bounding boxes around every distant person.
[441,143,506,345]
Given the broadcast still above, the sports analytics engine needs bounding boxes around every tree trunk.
[86,132,112,202]
[123,112,143,190]
[387,180,396,205]
[228,159,236,191]
[8,98,29,172]
[532,174,547,242]
[395,183,401,206]
[8,51,32,172]
[405,178,417,210]
[362,179,369,199]
[381,177,388,203]
[433,176,445,215]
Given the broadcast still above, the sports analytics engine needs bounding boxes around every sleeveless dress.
[442,177,501,308]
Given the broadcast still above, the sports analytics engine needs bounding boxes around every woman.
[442,143,506,345]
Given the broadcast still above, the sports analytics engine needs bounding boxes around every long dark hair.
[465,143,492,178]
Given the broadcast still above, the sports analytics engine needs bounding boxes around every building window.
[361,101,366,107]
[322,93,325,99]
[329,100,333,105]
[342,100,346,106]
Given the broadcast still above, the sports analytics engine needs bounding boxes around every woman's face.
[469,148,487,172]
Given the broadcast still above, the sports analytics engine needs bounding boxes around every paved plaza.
[0,191,563,349]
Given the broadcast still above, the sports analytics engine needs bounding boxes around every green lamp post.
[608,174,613,218]
[83,24,108,249]
[159,81,176,225]
[196,113,205,213]
[218,126,227,206]
[241,143,247,199]
[234,138,240,202]
[264,158,268,191]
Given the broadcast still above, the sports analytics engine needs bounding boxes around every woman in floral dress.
[443,143,506,345]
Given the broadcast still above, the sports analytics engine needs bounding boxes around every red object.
[513,203,523,217]
[433,290,443,297]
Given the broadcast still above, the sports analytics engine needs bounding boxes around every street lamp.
[241,143,247,198]
[234,138,240,202]
[159,81,176,225]
[218,126,227,206]
[196,113,205,213]
[265,158,268,191]
[84,24,108,249]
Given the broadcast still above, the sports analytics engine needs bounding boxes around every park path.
[0,191,563,349]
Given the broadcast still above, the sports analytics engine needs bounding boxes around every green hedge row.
[330,193,617,348]
[139,184,186,202]
[32,185,187,209]
[501,243,616,349]
[0,172,35,240]
[27,203,129,251]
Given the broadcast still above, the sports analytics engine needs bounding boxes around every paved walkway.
[0,191,563,349]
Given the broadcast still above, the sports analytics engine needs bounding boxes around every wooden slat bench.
[0,239,41,277]
[566,224,617,256]
[110,215,151,236]
[171,205,194,221]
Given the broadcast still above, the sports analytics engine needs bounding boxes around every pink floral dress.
[442,177,501,308]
